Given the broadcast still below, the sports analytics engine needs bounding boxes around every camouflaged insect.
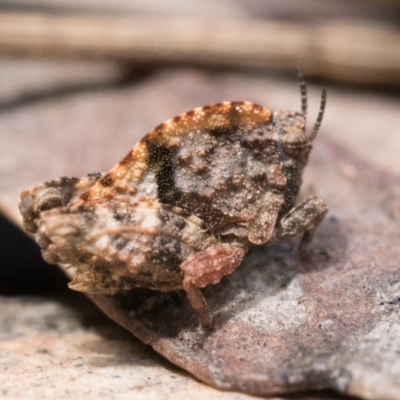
[19,77,328,326]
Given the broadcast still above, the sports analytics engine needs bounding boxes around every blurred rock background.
[0,1,399,399]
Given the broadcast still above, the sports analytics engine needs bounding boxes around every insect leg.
[182,278,211,326]
[247,192,284,244]
[271,196,328,252]
[181,243,247,326]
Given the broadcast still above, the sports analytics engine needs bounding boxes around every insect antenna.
[309,88,327,141]
[297,69,308,119]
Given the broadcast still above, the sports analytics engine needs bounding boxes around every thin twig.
[0,13,399,85]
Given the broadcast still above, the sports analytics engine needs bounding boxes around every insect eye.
[283,132,309,159]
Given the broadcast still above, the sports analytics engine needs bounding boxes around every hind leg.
[181,243,247,326]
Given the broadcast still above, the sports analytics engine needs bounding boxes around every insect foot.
[20,76,327,326]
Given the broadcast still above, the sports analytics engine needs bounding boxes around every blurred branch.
[0,12,399,86]
[369,0,400,5]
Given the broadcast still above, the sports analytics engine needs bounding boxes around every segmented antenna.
[309,88,327,141]
[297,69,308,118]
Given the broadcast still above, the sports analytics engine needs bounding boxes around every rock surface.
[91,134,400,398]
[1,69,400,399]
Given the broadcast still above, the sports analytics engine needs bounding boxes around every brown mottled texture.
[19,175,100,233]
[90,137,400,398]
[19,94,328,326]
[3,68,400,400]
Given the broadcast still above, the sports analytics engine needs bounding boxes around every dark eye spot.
[283,132,309,159]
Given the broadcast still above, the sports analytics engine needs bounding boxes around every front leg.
[247,192,284,244]
[181,243,247,326]
[271,196,328,252]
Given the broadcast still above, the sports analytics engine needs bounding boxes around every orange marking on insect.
[80,191,90,201]
[99,173,113,187]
